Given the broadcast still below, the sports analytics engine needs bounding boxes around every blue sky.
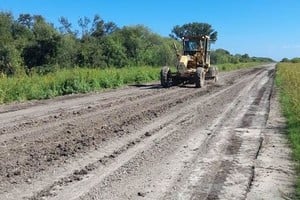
[1,0,299,61]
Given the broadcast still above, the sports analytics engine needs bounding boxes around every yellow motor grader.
[161,35,218,88]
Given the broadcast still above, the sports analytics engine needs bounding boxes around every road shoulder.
[246,86,296,199]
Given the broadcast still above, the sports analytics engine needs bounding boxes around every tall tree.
[58,17,73,35]
[104,21,118,35]
[0,12,23,75]
[116,25,160,65]
[170,22,217,42]
[17,14,33,29]
[100,36,127,67]
[0,12,14,45]
[90,14,105,38]
[78,16,91,37]
[23,16,61,68]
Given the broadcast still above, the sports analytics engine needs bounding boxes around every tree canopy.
[0,12,181,75]
[0,11,273,77]
[170,22,218,42]
[210,48,273,64]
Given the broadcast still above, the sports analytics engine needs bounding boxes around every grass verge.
[276,62,300,197]
[217,62,268,71]
[0,66,160,104]
[0,62,267,104]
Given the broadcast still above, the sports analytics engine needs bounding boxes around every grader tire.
[195,67,205,88]
[212,66,219,83]
[161,66,171,88]
[214,74,219,82]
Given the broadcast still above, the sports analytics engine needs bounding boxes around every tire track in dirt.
[73,65,276,200]
[0,71,231,199]
[0,86,178,138]
[162,68,273,200]
[25,69,262,200]
[51,67,270,200]
[1,64,290,200]
[0,86,202,192]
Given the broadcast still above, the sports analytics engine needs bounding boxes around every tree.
[0,12,24,75]
[0,44,23,75]
[280,58,290,62]
[11,21,33,42]
[0,12,14,45]
[100,36,127,67]
[76,37,106,67]
[115,25,162,65]
[56,34,78,67]
[17,14,33,29]
[78,16,91,37]
[215,49,230,55]
[90,15,119,38]
[210,48,231,64]
[104,21,119,35]
[141,37,179,66]
[90,15,105,38]
[58,17,73,35]
[291,57,300,63]
[241,53,250,62]
[0,11,228,74]
[22,16,61,69]
[170,22,217,42]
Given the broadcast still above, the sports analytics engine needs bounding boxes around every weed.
[0,66,160,104]
[0,62,266,104]
[276,62,300,197]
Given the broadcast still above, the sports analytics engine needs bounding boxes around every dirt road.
[0,63,295,200]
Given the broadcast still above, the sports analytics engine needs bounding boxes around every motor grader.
[161,35,218,88]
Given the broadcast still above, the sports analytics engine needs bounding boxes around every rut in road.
[0,64,289,200]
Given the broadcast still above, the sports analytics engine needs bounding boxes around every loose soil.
[0,63,295,200]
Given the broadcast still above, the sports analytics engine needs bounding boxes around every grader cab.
[161,35,218,88]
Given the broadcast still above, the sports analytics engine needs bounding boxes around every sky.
[1,0,300,61]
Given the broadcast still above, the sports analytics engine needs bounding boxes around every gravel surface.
[0,63,295,200]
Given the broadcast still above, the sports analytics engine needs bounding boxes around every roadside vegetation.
[217,62,267,71]
[0,11,272,104]
[0,66,160,104]
[211,48,272,71]
[276,60,300,197]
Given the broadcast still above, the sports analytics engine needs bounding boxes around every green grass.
[0,62,267,104]
[276,62,300,198]
[217,61,268,71]
[0,66,160,104]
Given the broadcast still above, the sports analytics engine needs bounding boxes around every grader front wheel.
[195,67,205,88]
[161,66,171,88]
